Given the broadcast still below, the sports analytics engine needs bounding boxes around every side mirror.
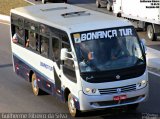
[60,48,75,61]
[141,38,147,54]
[60,48,68,61]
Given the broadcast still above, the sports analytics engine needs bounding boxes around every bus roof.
[11,3,132,33]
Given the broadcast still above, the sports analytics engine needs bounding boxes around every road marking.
[0,21,10,25]
[24,0,35,5]
[148,70,160,77]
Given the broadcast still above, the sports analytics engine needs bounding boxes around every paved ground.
[0,16,160,119]
[0,0,160,118]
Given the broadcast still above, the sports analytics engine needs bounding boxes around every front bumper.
[78,85,148,111]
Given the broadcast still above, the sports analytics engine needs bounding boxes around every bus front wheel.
[31,73,41,96]
[68,93,80,117]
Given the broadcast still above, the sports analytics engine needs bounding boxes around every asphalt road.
[0,0,160,118]
[0,22,160,119]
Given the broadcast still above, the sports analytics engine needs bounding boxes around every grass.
[0,0,31,16]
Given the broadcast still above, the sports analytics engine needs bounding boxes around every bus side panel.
[36,72,66,102]
[13,54,65,102]
[13,54,30,82]
[36,74,54,95]
[13,54,55,94]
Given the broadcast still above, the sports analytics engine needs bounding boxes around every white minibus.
[11,3,148,117]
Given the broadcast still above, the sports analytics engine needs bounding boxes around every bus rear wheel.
[68,93,80,117]
[31,73,41,96]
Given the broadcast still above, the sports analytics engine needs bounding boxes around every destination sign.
[73,28,133,43]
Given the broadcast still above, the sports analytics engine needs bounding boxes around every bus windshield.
[72,26,145,73]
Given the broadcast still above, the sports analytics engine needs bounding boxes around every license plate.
[113,95,127,101]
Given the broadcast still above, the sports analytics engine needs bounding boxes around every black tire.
[96,0,101,8]
[127,103,139,111]
[31,73,42,96]
[68,93,80,117]
[147,25,156,41]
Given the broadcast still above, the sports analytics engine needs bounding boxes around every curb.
[0,0,34,23]
[24,0,35,5]
[0,14,10,22]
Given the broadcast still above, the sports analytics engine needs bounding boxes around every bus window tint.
[62,36,69,43]
[14,26,25,46]
[62,43,76,82]
[41,36,49,57]
[52,37,60,60]
[63,43,73,66]
[28,31,39,50]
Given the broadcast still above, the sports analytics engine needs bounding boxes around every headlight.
[84,88,100,95]
[136,80,147,90]
[85,88,91,93]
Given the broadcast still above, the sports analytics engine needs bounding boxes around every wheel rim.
[69,96,76,113]
[32,74,38,93]
[107,4,110,11]
[147,26,153,39]
[96,1,100,7]
[42,0,45,4]
[33,78,38,91]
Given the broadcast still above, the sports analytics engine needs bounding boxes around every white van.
[11,3,148,117]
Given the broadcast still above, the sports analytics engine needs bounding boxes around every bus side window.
[11,24,16,37]
[40,36,49,57]
[62,35,69,43]
[52,37,60,61]
[27,31,39,51]
[25,30,30,48]
[12,26,25,46]
[62,43,77,83]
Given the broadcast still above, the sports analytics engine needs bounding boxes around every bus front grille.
[98,84,136,95]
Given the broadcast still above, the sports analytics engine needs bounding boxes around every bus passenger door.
[61,43,77,83]
[54,68,61,95]
[52,37,62,95]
